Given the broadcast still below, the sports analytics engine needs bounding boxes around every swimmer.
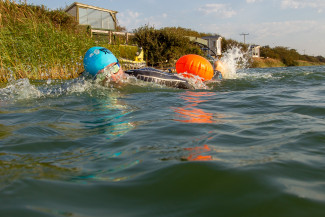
[83,47,193,89]
[82,47,225,89]
[213,60,227,79]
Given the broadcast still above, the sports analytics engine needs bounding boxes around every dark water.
[1,66,325,217]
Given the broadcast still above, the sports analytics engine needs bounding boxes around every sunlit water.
[1,65,325,217]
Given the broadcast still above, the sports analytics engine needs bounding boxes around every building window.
[213,40,217,48]
[78,8,115,30]
[102,11,115,29]
[88,9,102,28]
[79,8,88,24]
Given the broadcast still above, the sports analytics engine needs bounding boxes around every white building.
[201,35,223,57]
[250,45,261,58]
[65,2,117,31]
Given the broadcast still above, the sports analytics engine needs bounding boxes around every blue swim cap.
[83,47,118,76]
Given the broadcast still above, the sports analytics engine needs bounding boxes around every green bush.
[133,25,203,68]
[161,27,212,38]
[259,46,325,67]
[221,38,248,53]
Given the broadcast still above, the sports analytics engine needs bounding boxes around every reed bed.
[0,0,124,82]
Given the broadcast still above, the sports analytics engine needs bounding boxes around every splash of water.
[1,71,191,103]
[176,72,209,90]
[218,46,250,79]
[0,77,102,102]
[0,79,42,101]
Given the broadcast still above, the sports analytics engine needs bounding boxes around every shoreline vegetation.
[1,1,324,83]
[251,58,325,68]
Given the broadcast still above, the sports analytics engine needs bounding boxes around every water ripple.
[1,66,325,216]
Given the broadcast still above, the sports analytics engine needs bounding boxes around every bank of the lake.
[251,57,325,68]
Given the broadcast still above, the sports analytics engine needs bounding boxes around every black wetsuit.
[125,68,193,89]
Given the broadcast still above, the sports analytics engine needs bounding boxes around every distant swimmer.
[82,47,225,89]
[213,60,226,79]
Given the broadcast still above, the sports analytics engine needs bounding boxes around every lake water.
[1,65,325,217]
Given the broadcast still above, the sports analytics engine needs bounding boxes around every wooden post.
[126,33,129,44]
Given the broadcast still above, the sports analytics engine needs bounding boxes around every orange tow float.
[175,54,214,81]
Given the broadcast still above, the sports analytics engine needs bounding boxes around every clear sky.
[26,0,325,56]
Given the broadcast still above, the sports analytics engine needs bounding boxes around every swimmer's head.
[83,47,118,76]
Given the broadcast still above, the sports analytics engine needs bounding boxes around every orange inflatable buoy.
[176,54,214,81]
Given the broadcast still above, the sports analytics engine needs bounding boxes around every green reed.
[0,0,122,82]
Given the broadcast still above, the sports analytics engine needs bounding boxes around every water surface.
[1,66,325,217]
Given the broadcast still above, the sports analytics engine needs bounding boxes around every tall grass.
[0,0,121,82]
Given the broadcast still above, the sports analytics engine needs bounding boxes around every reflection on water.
[277,177,325,202]
[0,89,140,187]
[184,144,213,161]
[173,107,214,123]
[0,150,83,189]
[0,124,13,139]
[171,91,229,161]
[69,92,145,183]
[81,93,136,140]
[172,91,227,124]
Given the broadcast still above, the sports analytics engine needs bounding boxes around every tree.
[221,38,248,53]
[133,25,202,67]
